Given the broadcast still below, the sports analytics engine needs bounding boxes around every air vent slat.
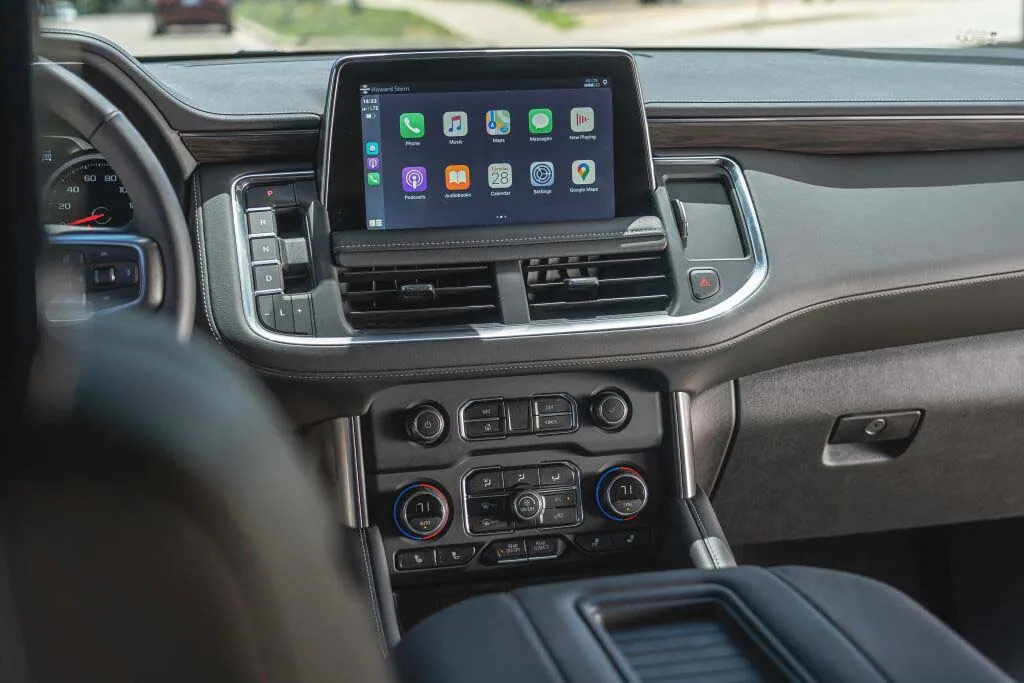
[339,262,498,331]
[522,251,672,321]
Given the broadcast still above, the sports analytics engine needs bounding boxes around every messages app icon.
[528,108,553,134]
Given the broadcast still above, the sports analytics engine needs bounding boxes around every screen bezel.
[319,50,655,231]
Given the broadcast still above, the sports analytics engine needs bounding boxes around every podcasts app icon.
[401,166,427,192]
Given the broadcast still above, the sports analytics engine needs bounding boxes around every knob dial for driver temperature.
[406,404,447,445]
[596,466,649,521]
[393,483,450,541]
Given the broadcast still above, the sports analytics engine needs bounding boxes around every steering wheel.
[34,60,194,341]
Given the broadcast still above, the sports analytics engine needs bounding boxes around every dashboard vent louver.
[522,252,672,320]
[338,263,499,330]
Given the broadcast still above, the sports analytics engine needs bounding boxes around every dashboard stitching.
[191,172,222,344]
[240,268,1024,380]
[335,229,666,250]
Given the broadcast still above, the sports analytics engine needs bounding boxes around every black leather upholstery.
[4,317,391,683]
[395,565,1012,683]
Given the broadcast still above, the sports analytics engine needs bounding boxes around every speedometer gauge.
[42,155,134,228]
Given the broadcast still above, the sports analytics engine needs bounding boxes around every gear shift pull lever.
[669,392,737,570]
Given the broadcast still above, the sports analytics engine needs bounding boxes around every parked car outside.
[153,0,232,35]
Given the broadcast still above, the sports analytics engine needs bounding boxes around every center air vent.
[522,252,672,321]
[338,263,498,330]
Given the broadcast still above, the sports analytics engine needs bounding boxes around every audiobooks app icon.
[445,164,471,191]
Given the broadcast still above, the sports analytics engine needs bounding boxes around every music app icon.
[443,111,468,137]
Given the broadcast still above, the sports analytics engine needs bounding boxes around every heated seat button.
[463,401,502,420]
[468,515,510,534]
[540,508,579,527]
[466,470,503,494]
[526,537,560,559]
[689,268,721,301]
[464,418,503,439]
[395,549,437,571]
[535,413,574,433]
[615,528,650,550]
[533,395,572,415]
[539,465,574,487]
[436,545,476,567]
[484,539,527,564]
[576,533,616,553]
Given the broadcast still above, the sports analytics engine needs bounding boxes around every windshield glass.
[37,0,1022,58]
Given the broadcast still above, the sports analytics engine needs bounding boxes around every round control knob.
[393,483,450,541]
[596,466,649,521]
[590,391,630,430]
[511,490,545,523]
[406,404,446,445]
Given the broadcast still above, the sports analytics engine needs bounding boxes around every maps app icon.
[571,160,596,185]
[485,110,511,136]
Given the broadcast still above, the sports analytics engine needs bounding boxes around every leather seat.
[1,317,392,683]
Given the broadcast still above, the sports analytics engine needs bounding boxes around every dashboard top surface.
[138,48,1024,119]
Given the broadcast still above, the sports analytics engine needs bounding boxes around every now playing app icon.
[401,166,427,192]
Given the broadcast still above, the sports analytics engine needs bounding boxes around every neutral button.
[247,210,277,235]
[464,419,503,439]
[463,401,502,420]
[436,545,476,567]
[395,549,437,571]
[539,465,574,487]
[535,413,574,432]
[273,293,294,333]
[533,396,572,415]
[689,268,721,301]
[252,264,283,292]
[466,470,503,494]
[250,236,280,262]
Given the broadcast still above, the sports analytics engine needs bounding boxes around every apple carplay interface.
[358,77,615,230]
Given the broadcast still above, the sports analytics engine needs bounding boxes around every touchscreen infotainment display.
[357,78,614,231]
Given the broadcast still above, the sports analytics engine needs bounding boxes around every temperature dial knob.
[393,483,450,540]
[596,466,649,521]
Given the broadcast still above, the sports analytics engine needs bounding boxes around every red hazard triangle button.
[689,268,721,301]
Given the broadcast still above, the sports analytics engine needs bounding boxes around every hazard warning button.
[688,268,721,301]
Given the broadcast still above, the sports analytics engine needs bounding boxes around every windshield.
[37,0,1022,58]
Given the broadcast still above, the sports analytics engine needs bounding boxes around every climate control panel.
[462,463,583,535]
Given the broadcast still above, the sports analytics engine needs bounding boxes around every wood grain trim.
[649,116,1024,155]
[181,130,319,163]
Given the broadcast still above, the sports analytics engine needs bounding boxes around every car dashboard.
[36,29,1024,633]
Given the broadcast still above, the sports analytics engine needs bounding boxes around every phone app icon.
[528,108,553,134]
[443,111,468,137]
[401,166,427,192]
[365,141,380,155]
[365,157,380,171]
[399,112,425,139]
[445,164,471,191]
[366,172,381,186]
[488,163,512,189]
[485,109,511,136]
[570,107,595,133]
[571,160,596,185]
[530,161,554,187]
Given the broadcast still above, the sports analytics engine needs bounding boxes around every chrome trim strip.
[332,416,369,529]
[670,392,698,500]
[228,155,767,346]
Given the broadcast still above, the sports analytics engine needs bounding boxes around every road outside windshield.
[40,0,1022,56]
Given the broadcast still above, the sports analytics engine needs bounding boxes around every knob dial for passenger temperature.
[596,466,649,521]
[590,390,630,430]
[393,483,450,540]
[406,404,447,445]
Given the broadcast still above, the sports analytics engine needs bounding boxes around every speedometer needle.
[67,213,107,226]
